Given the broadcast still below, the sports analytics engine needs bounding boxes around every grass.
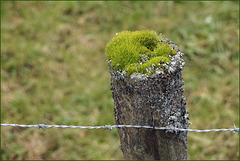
[1,1,239,160]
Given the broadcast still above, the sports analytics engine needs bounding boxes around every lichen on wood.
[106,30,189,160]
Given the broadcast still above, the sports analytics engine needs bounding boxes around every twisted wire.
[1,123,239,134]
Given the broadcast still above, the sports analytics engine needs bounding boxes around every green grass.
[1,1,239,160]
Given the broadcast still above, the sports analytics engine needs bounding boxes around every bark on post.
[106,31,189,160]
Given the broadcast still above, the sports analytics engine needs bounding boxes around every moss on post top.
[105,30,179,76]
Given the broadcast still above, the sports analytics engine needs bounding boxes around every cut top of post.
[105,30,185,77]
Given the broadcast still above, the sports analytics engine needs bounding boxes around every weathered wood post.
[106,30,189,160]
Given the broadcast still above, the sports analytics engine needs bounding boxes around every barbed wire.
[1,123,239,134]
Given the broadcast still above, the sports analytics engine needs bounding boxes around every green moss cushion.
[105,30,177,76]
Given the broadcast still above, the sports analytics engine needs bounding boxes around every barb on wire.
[38,123,46,131]
[233,123,239,135]
[104,125,113,131]
[1,123,239,135]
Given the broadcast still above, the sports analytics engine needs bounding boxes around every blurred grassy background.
[1,1,239,160]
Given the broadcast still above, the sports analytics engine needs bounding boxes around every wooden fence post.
[106,31,189,160]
